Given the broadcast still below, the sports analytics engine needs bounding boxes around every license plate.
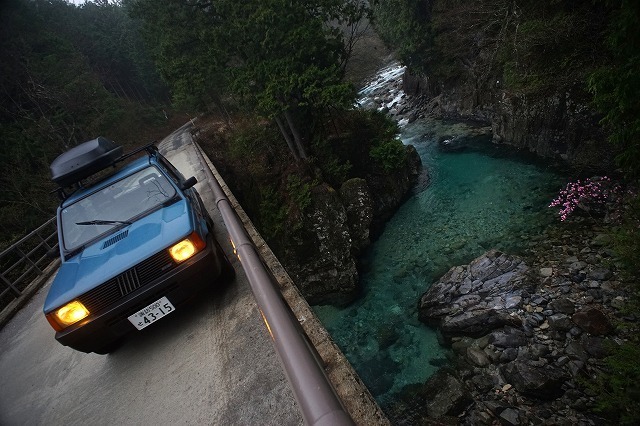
[128,296,175,330]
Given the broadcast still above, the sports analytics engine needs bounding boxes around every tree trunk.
[284,108,307,159]
[275,116,300,162]
[212,92,232,126]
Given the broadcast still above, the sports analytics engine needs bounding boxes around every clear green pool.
[314,82,564,410]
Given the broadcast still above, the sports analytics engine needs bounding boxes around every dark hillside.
[0,0,177,247]
[372,0,620,172]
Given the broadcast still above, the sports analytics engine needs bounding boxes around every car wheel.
[215,240,236,282]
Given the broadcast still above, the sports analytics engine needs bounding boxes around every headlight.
[169,232,205,263]
[46,300,90,331]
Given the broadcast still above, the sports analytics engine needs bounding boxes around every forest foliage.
[126,0,367,162]
[1,0,406,251]
[0,0,172,246]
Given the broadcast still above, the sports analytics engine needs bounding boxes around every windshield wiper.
[76,219,132,226]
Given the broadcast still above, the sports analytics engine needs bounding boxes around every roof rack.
[49,137,158,199]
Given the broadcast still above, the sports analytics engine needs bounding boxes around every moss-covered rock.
[283,183,359,305]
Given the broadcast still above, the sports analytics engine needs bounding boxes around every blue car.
[44,137,234,354]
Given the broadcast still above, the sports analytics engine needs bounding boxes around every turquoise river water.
[313,65,566,412]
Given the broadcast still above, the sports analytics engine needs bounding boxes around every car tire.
[215,240,236,283]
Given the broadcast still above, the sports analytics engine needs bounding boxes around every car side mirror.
[182,176,197,190]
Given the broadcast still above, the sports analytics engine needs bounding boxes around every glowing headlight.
[47,300,90,331]
[169,232,205,263]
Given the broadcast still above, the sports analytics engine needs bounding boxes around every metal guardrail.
[0,217,58,310]
[192,142,355,426]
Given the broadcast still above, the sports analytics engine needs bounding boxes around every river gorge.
[312,63,629,424]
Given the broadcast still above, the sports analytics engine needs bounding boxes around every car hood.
[44,200,193,313]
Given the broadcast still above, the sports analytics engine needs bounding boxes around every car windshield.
[60,166,176,251]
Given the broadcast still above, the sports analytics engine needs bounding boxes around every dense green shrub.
[611,193,640,278]
[370,137,406,172]
[588,0,640,179]
[586,332,640,424]
[286,175,313,214]
[310,136,353,187]
[257,185,288,241]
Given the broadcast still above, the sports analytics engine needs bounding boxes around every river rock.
[572,307,613,335]
[548,313,574,332]
[500,360,567,400]
[466,346,490,367]
[488,327,528,348]
[549,297,575,314]
[410,215,635,425]
[422,370,473,418]
[419,250,529,337]
[588,268,612,281]
[539,267,553,277]
[499,408,521,426]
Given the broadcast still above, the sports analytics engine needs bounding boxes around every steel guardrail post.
[192,141,355,426]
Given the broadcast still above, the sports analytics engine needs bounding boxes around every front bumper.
[54,239,222,353]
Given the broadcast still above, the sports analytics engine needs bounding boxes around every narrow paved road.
[0,125,303,425]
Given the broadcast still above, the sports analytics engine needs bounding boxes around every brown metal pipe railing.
[192,141,354,426]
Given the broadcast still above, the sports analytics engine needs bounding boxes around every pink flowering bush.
[549,176,621,221]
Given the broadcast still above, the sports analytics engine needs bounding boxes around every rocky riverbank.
[356,62,638,425]
[383,217,634,425]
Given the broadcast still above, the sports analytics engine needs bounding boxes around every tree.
[128,0,366,161]
[589,0,640,179]
[0,0,171,245]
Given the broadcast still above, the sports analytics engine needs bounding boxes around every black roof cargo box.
[50,137,123,187]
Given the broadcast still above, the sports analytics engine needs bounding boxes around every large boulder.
[284,183,358,305]
[419,250,530,337]
[501,360,568,401]
[280,144,421,305]
[423,371,472,419]
[572,308,614,335]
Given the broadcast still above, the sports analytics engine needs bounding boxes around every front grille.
[79,250,176,314]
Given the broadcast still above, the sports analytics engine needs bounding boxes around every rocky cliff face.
[403,69,616,173]
[285,146,422,305]
[283,183,359,305]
